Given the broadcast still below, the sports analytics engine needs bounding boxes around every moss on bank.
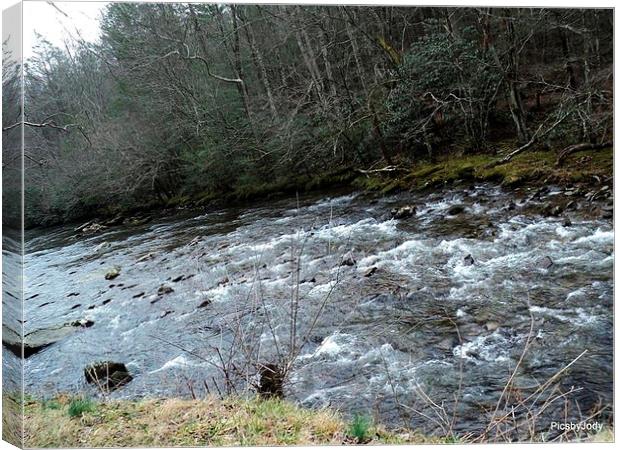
[23,395,446,447]
[353,147,613,194]
[34,147,611,229]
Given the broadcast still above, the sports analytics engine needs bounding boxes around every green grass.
[23,395,451,447]
[348,413,373,443]
[67,398,96,418]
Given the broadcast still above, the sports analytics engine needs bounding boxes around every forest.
[3,5,614,227]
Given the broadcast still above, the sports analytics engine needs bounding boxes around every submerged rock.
[538,256,554,270]
[84,361,132,391]
[93,241,111,253]
[160,310,173,318]
[136,252,155,263]
[188,236,201,246]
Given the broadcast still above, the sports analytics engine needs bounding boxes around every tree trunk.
[239,8,278,121]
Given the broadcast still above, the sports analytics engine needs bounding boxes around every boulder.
[446,204,465,216]
[157,285,174,295]
[104,267,121,280]
[485,321,500,332]
[390,205,416,220]
[84,361,132,391]
[300,277,316,283]
[543,204,563,217]
[197,299,212,308]
[340,253,356,266]
[71,319,95,328]
[363,267,378,277]
[463,254,475,266]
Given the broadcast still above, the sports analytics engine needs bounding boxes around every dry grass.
[23,395,444,448]
[3,394,23,447]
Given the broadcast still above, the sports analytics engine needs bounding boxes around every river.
[5,183,613,438]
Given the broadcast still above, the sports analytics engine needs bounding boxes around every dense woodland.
[3,5,614,227]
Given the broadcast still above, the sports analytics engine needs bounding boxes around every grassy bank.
[353,147,613,195]
[19,394,615,447]
[22,395,444,447]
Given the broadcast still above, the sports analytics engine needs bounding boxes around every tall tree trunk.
[317,17,337,99]
[342,8,368,97]
[239,8,278,121]
[479,9,529,144]
[291,9,325,106]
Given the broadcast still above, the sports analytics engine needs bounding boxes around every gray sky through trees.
[24,1,105,59]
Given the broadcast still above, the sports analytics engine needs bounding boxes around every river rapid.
[7,183,614,438]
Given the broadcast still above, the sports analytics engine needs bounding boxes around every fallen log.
[555,141,612,166]
[355,165,408,176]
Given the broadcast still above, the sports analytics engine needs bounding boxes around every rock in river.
[463,254,475,266]
[105,266,121,280]
[390,205,416,219]
[363,267,378,277]
[157,284,174,295]
[447,204,465,216]
[3,321,88,358]
[340,253,356,266]
[538,256,554,270]
[84,361,133,391]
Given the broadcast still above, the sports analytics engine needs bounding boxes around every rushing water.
[9,184,613,437]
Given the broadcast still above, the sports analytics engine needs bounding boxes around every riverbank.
[154,147,616,210]
[21,395,443,447]
[18,394,615,446]
[27,147,612,230]
[353,147,613,194]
